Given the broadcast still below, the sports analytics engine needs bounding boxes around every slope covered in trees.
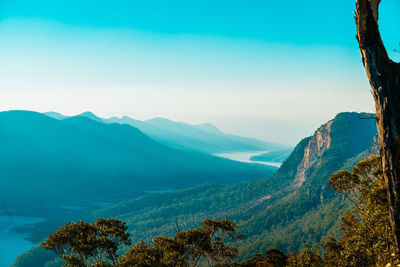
[91,113,376,256]
[14,112,378,266]
[18,154,393,266]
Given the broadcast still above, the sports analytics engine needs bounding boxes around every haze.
[1,0,399,145]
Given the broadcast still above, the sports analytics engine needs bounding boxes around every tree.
[323,237,343,267]
[172,218,242,266]
[42,218,240,267]
[286,243,323,267]
[264,248,288,267]
[328,156,395,266]
[355,0,400,256]
[42,218,131,266]
[241,253,264,266]
[117,237,188,266]
[236,248,287,267]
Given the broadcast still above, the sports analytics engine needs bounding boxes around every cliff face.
[293,120,333,187]
[290,112,378,189]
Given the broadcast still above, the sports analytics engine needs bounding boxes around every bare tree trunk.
[355,0,400,256]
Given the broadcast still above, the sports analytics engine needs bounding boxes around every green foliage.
[42,218,131,266]
[119,218,241,267]
[322,237,342,266]
[41,218,240,267]
[12,246,58,267]
[228,248,287,266]
[286,244,323,267]
[179,218,241,266]
[116,239,188,267]
[264,248,288,266]
[326,155,397,266]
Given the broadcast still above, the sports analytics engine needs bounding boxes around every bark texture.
[356,0,400,255]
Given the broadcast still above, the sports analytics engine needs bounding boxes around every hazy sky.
[0,0,399,145]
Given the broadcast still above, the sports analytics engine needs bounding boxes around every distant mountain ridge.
[44,111,286,153]
[0,110,277,210]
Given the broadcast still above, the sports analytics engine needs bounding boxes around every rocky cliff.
[293,120,333,187]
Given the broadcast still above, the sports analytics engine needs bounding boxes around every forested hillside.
[14,112,378,266]
[91,112,378,258]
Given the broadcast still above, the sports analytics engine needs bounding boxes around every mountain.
[0,110,277,210]
[43,111,67,120]
[192,122,223,135]
[13,112,378,266]
[90,112,378,255]
[143,117,284,153]
[76,111,104,123]
[45,111,286,153]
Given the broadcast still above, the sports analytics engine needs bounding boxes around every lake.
[0,193,174,266]
[215,151,282,167]
[0,215,46,267]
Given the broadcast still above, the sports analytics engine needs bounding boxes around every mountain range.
[45,111,286,153]
[0,110,277,210]
[13,112,379,266]
[89,112,378,257]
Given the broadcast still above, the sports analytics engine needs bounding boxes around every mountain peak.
[290,111,376,187]
[44,111,67,120]
[194,123,223,135]
[76,111,103,123]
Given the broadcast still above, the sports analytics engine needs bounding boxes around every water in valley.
[0,215,45,266]
[215,151,282,167]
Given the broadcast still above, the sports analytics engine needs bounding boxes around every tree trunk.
[355,0,400,256]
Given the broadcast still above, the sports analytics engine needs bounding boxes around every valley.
[0,110,288,266]
[3,1,397,264]
[11,112,378,266]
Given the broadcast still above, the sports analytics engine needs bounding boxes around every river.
[214,151,282,167]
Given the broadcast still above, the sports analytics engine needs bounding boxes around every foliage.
[263,248,289,266]
[12,246,58,267]
[42,218,131,266]
[178,218,242,266]
[223,248,287,267]
[326,155,397,266]
[119,218,241,267]
[322,237,343,267]
[41,218,240,267]
[116,239,188,267]
[286,243,323,267]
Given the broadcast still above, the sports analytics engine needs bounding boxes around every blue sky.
[0,0,399,144]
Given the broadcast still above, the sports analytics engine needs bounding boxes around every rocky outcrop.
[292,120,333,187]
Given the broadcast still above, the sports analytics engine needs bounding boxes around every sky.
[0,0,399,145]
